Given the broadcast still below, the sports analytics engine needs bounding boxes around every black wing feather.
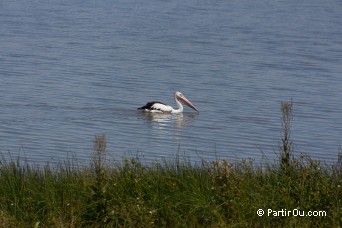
[138,101,167,110]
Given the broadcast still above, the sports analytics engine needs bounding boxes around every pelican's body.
[138,91,198,114]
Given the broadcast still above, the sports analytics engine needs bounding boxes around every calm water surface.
[1,0,341,165]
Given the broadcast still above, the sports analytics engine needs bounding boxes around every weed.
[280,100,293,169]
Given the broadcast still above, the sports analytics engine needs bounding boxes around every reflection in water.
[137,111,199,149]
[137,111,198,128]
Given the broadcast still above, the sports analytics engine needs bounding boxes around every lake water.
[1,0,341,165]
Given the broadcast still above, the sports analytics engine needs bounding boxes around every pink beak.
[179,95,198,112]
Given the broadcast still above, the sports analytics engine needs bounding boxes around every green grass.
[0,102,341,227]
[0,151,340,227]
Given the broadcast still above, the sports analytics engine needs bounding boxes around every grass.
[0,102,341,227]
[0,147,341,227]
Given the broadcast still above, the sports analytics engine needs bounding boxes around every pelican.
[138,91,198,114]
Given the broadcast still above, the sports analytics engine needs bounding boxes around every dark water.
[1,0,341,165]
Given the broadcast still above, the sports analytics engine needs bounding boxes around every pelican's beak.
[179,95,198,112]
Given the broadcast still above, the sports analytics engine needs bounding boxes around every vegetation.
[0,102,341,227]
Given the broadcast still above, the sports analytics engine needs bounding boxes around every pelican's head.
[175,91,198,112]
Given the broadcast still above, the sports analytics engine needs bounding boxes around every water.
[1,0,341,165]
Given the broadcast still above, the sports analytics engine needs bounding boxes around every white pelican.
[138,91,198,114]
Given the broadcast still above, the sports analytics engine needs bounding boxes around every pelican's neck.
[172,94,183,114]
